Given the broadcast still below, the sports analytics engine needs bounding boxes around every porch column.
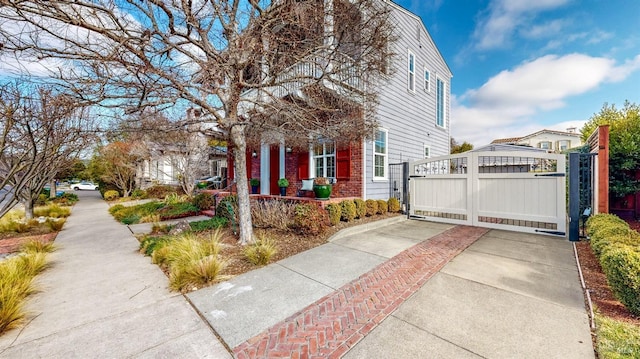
[279,144,286,181]
[260,144,270,194]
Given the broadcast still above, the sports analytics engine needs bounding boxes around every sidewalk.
[0,190,231,358]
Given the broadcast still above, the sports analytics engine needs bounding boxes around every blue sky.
[395,0,640,146]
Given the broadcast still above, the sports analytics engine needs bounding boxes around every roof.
[473,143,547,153]
[491,129,581,144]
[491,137,522,144]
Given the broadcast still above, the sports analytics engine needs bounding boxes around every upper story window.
[313,141,336,178]
[538,141,552,150]
[436,77,446,127]
[558,140,570,151]
[408,51,415,92]
[374,129,388,180]
[424,69,430,92]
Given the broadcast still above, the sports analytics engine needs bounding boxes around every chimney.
[566,127,576,133]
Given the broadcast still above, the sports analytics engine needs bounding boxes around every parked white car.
[72,181,99,190]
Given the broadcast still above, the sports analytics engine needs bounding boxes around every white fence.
[409,151,566,235]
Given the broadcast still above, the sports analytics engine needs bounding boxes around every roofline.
[386,0,453,78]
[519,129,582,141]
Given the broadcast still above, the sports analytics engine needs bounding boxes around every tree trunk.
[230,125,254,245]
[24,199,34,220]
[50,180,57,199]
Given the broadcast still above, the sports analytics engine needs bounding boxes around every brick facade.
[231,142,364,198]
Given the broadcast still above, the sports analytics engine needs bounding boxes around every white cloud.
[472,0,570,50]
[451,53,640,146]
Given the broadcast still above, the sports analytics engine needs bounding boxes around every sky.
[395,0,640,146]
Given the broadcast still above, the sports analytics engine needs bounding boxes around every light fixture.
[286,147,292,153]
[252,151,257,158]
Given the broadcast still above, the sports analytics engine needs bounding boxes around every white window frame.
[373,128,388,180]
[423,68,430,92]
[312,141,336,179]
[539,141,552,150]
[436,77,446,128]
[558,140,570,151]
[423,145,431,159]
[408,50,415,92]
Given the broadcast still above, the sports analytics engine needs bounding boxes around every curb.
[328,215,408,242]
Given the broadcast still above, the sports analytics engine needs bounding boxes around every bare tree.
[0,81,97,218]
[0,0,394,244]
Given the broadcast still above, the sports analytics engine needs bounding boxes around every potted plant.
[277,178,289,196]
[250,178,260,194]
[313,177,332,200]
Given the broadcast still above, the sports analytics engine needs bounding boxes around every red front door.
[269,145,280,195]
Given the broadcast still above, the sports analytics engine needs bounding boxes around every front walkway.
[0,190,230,358]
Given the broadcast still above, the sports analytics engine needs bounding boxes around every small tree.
[92,141,145,197]
[0,81,96,219]
[581,101,640,198]
[450,138,473,154]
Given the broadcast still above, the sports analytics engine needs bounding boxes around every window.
[423,145,430,159]
[436,77,445,127]
[538,141,552,150]
[408,51,415,92]
[374,129,388,179]
[313,142,336,178]
[424,69,430,92]
[558,140,570,151]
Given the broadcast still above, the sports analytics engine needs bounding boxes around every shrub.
[293,203,329,235]
[36,194,48,206]
[193,193,215,211]
[250,199,296,230]
[52,192,78,205]
[377,200,388,214]
[600,246,640,316]
[145,185,180,199]
[326,203,342,226]
[157,202,199,220]
[163,232,226,292]
[103,190,120,201]
[340,200,357,222]
[586,214,628,237]
[365,199,378,217]
[45,218,66,231]
[140,235,170,256]
[131,189,146,199]
[22,239,56,254]
[34,204,71,218]
[243,234,278,265]
[354,199,366,219]
[189,217,228,232]
[388,197,401,213]
[216,195,238,224]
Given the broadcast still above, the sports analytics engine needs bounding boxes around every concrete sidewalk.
[0,190,231,358]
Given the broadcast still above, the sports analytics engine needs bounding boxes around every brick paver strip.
[233,225,489,359]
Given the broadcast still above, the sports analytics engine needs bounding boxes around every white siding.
[365,4,452,199]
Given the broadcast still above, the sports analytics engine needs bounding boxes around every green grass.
[33,204,71,218]
[109,201,198,224]
[596,313,640,358]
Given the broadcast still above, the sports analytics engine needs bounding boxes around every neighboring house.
[228,1,452,200]
[491,128,582,153]
[137,109,228,188]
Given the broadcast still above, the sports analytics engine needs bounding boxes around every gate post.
[568,153,580,241]
[402,162,409,214]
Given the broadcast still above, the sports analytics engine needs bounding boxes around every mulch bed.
[0,233,58,254]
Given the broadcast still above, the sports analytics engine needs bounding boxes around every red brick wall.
[285,141,363,198]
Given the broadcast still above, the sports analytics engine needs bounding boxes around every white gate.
[409,151,566,235]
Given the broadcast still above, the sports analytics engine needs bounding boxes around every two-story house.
[227,1,452,200]
[491,128,582,153]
